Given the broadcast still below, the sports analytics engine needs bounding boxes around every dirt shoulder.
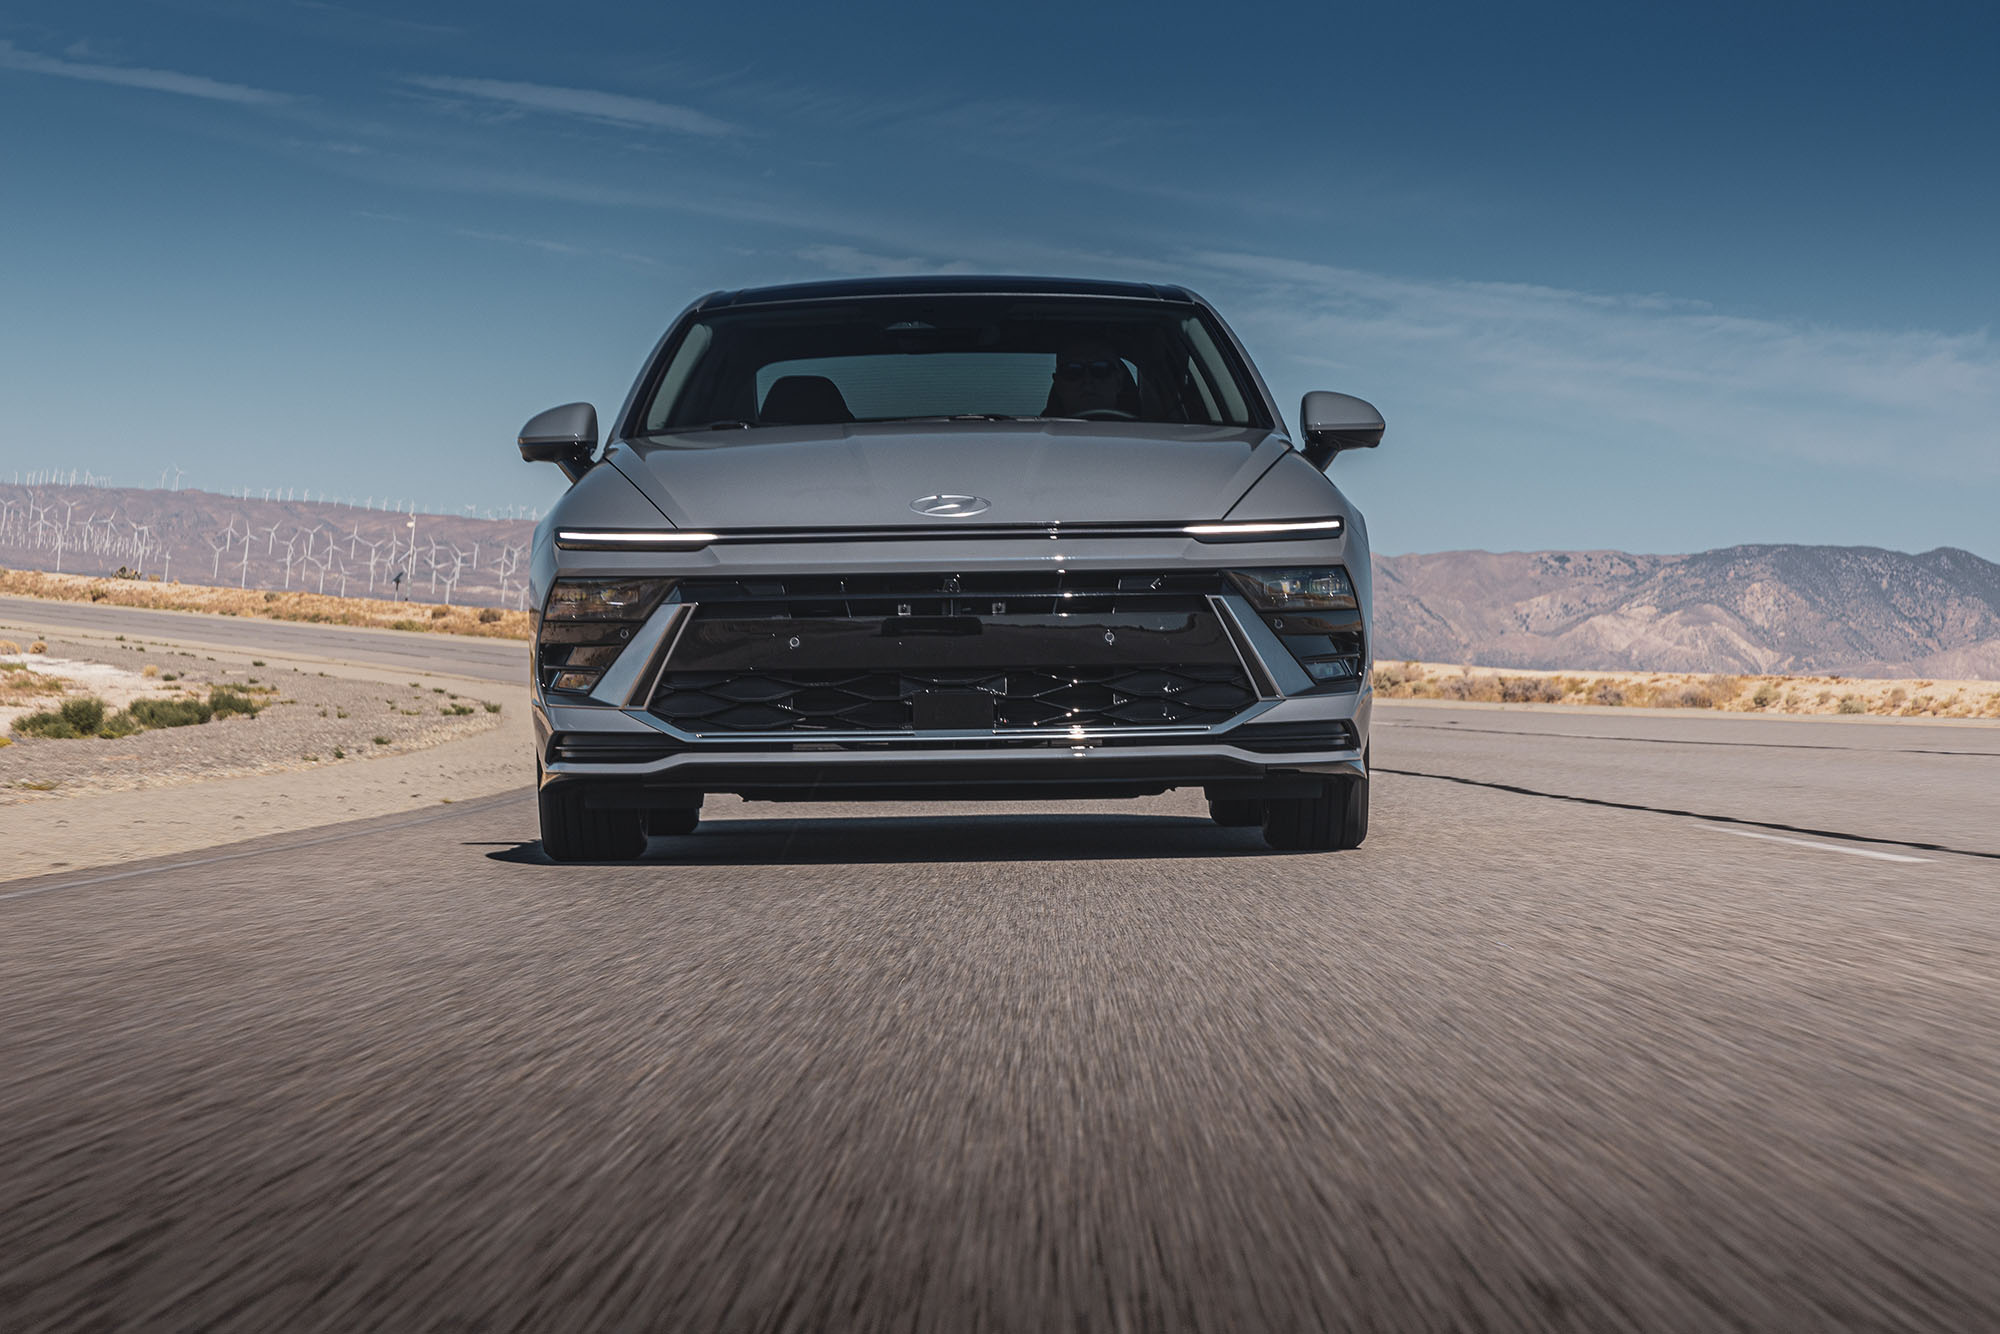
[0,610,532,881]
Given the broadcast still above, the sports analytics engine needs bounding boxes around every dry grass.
[0,660,68,708]
[1371,661,2000,719]
[0,569,531,640]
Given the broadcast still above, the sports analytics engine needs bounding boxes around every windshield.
[635,296,1270,435]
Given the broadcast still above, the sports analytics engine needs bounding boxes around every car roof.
[695,275,1203,310]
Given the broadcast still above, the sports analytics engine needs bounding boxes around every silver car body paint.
[527,277,1376,806]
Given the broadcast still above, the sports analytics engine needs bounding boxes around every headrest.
[760,375,854,425]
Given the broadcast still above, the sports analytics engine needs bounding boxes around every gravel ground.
[0,631,504,802]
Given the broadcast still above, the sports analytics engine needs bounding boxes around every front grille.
[675,570,1228,618]
[650,570,1259,735]
[652,664,1256,733]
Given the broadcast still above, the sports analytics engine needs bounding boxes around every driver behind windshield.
[1043,340,1139,418]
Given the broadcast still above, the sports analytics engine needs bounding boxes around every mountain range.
[3,484,1994,678]
[1372,545,2000,678]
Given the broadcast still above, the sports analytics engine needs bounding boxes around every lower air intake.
[651,666,1256,734]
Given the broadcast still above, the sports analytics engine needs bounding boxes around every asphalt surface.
[0,595,524,683]
[3,617,1998,1329]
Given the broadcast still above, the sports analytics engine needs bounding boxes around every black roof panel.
[699,274,1200,310]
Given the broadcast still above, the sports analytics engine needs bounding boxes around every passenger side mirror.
[519,402,599,483]
[1298,392,1384,470]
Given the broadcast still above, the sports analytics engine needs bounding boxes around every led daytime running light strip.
[556,516,1345,548]
[557,529,719,547]
[1183,518,1344,537]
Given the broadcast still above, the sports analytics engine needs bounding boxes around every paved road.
[3,689,1998,1326]
[0,595,524,683]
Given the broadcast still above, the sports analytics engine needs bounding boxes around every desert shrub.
[142,663,159,678]
[12,710,79,738]
[372,735,391,745]
[478,607,503,623]
[1663,684,1720,708]
[390,619,423,631]
[430,606,450,619]
[251,659,265,667]
[0,639,20,653]
[483,701,501,713]
[1751,682,1778,708]
[98,710,144,739]
[208,685,262,718]
[443,704,475,715]
[160,671,179,681]
[332,745,345,758]
[263,591,279,603]
[1499,675,1563,703]
[60,697,106,734]
[1837,696,1865,714]
[1592,683,1626,707]
[128,696,213,728]
[29,641,47,654]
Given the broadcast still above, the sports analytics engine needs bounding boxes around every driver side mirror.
[518,402,599,483]
[1298,391,1384,470]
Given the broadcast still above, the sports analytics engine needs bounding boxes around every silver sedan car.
[519,276,1383,859]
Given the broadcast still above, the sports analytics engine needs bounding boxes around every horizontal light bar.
[1183,517,1344,541]
[555,529,719,548]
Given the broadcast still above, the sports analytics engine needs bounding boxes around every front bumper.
[530,545,1371,803]
[536,692,1369,803]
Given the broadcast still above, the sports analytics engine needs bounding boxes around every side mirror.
[1298,391,1384,470]
[518,402,599,483]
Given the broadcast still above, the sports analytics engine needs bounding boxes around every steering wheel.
[1073,407,1138,421]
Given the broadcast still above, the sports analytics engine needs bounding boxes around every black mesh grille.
[652,665,1256,734]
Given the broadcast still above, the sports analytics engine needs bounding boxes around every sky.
[2,0,1996,557]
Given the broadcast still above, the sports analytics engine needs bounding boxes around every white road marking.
[1711,827,1932,863]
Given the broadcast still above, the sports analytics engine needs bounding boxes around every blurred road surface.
[2,606,1997,1329]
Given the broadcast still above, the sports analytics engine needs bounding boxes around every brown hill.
[1373,545,2000,678]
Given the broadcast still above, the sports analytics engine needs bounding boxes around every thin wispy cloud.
[0,40,291,106]
[1194,251,2000,479]
[796,245,979,277]
[403,75,742,138]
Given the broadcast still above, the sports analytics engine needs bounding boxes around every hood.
[605,422,1289,530]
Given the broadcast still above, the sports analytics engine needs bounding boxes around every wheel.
[1261,775,1368,851]
[1208,797,1264,827]
[539,783,648,862]
[648,806,700,837]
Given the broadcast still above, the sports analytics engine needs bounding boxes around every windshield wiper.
[867,413,1018,423]
[632,421,753,436]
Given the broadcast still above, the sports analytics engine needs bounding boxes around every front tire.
[648,806,700,837]
[539,784,648,862]
[1261,775,1367,851]
[1208,797,1264,827]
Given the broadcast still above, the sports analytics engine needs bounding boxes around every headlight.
[1226,567,1365,687]
[536,578,672,694]
[1224,567,1357,612]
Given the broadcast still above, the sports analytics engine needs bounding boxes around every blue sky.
[2,0,1995,556]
